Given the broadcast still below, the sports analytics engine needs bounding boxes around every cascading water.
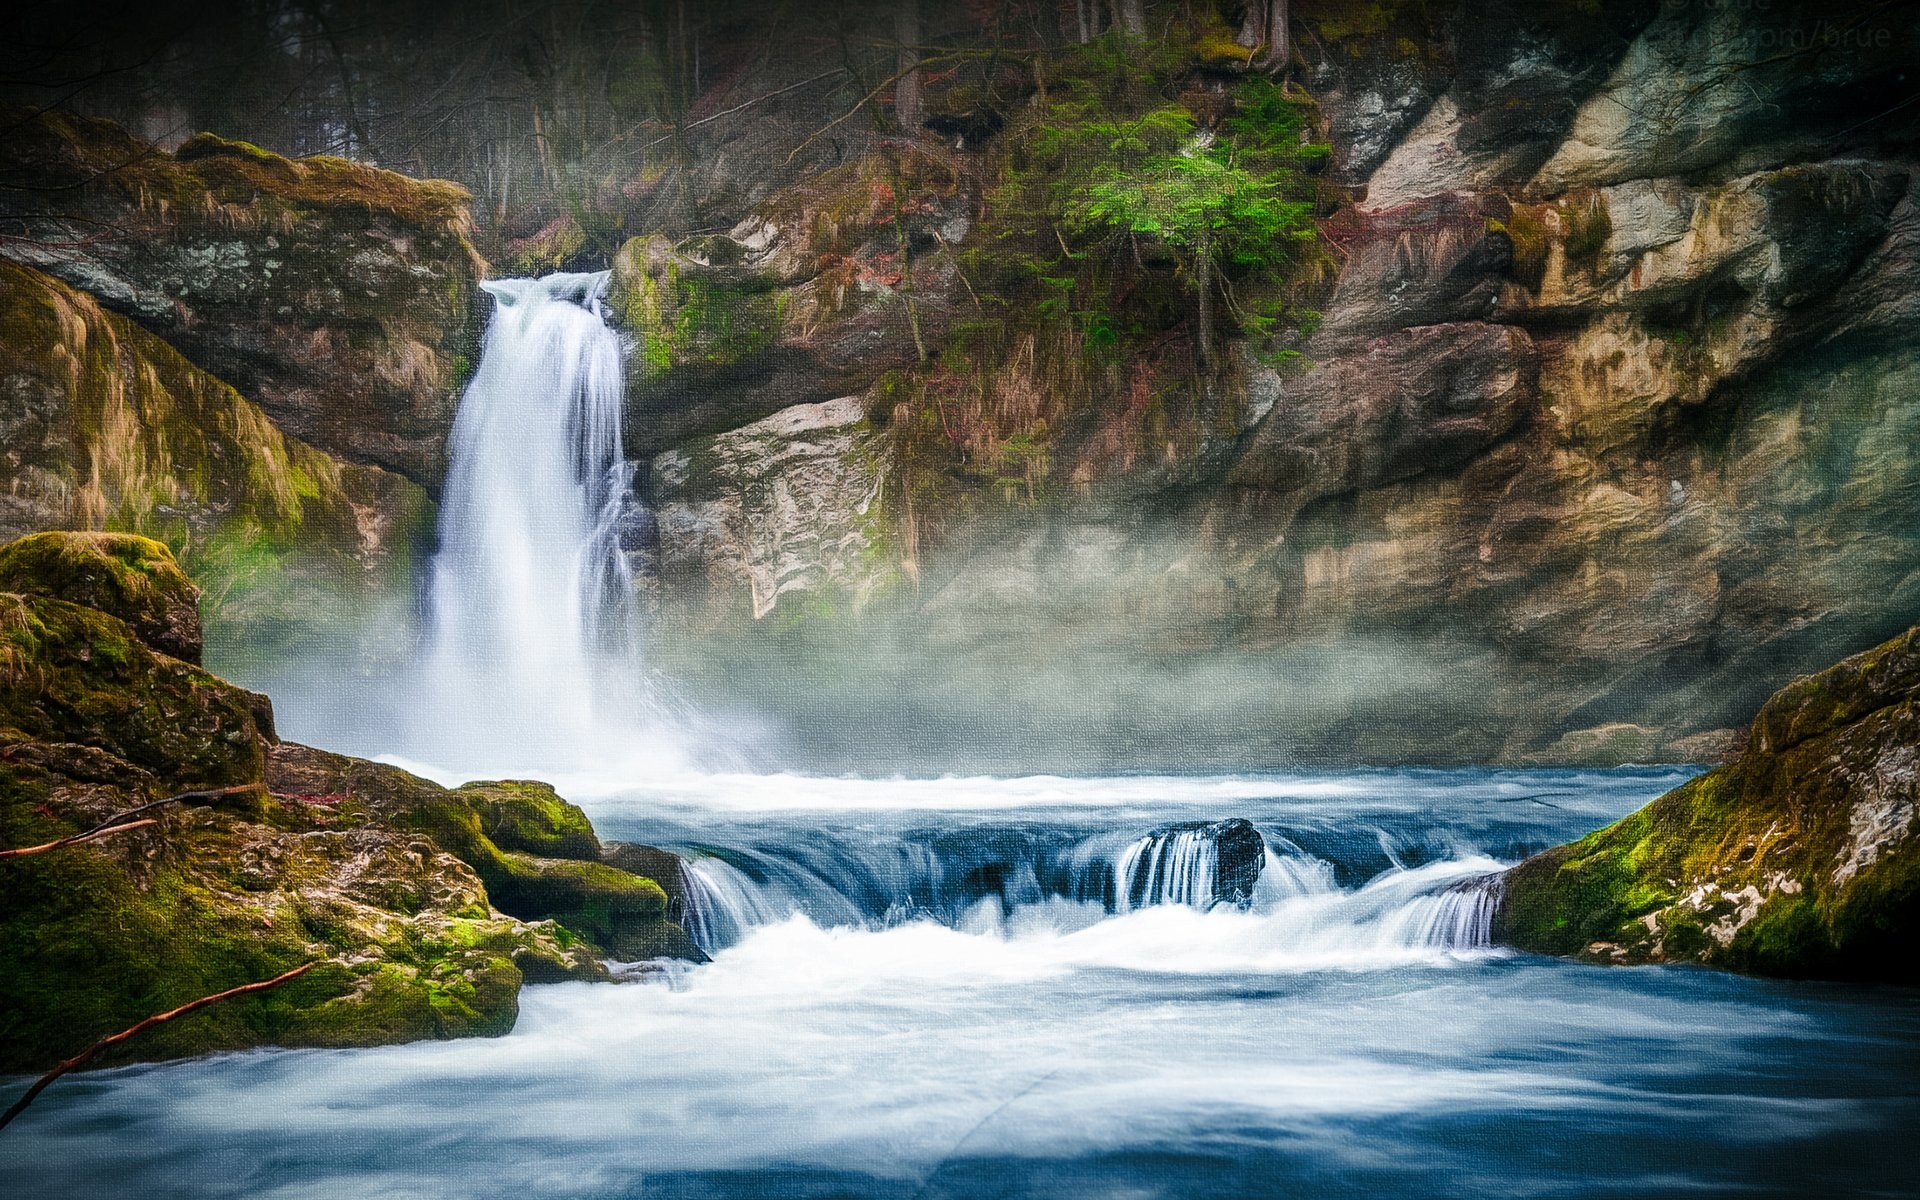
[29,769,1907,1200]
[655,805,1494,958]
[417,272,669,770]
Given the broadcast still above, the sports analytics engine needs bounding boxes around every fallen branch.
[0,784,259,859]
[0,962,319,1132]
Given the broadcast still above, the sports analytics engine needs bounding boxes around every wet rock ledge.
[1495,625,1920,981]
[0,531,696,1074]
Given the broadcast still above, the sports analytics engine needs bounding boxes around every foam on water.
[7,768,1917,1199]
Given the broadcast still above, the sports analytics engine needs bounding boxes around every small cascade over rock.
[678,857,785,955]
[1114,818,1269,911]
[417,271,671,769]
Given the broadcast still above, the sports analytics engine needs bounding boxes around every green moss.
[614,245,784,379]
[1495,626,1920,980]
[0,591,262,787]
[457,780,601,860]
[1503,206,1550,289]
[1564,192,1613,277]
[0,530,202,663]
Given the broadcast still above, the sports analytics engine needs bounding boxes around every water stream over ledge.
[6,767,1919,1199]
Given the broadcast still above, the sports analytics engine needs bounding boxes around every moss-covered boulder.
[1493,626,1920,979]
[0,531,202,664]
[0,532,695,1072]
[268,744,699,963]
[457,779,601,860]
[0,591,262,789]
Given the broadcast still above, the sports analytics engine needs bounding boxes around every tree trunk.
[1237,3,1263,49]
[1235,1,1290,75]
[1194,229,1215,371]
[894,0,923,134]
[1112,0,1147,37]
[1266,0,1290,76]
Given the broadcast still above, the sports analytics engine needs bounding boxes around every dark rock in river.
[1493,626,1920,980]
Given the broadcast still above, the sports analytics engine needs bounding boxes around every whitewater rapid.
[8,766,1919,1200]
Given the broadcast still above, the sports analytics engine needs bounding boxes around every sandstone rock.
[1530,0,1918,192]
[1230,322,1537,506]
[1494,626,1920,980]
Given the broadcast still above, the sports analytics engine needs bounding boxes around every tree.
[895,0,923,133]
[1059,84,1322,370]
[1237,0,1291,76]
[1111,0,1148,37]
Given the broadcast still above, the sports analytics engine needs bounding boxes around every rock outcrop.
[0,110,481,487]
[651,395,901,623]
[0,533,694,1073]
[623,0,1920,767]
[1493,626,1920,980]
[609,145,967,460]
[0,259,432,661]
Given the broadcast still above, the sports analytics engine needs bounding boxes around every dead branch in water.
[0,784,259,859]
[0,961,319,1132]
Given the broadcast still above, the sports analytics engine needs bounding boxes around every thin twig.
[0,962,319,1132]
[0,784,258,860]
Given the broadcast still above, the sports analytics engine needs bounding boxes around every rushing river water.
[6,766,1919,1199]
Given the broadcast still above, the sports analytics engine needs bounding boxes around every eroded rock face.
[0,262,433,661]
[608,146,966,460]
[1493,626,1920,979]
[1200,0,1920,761]
[651,395,901,623]
[0,533,693,1073]
[0,112,481,487]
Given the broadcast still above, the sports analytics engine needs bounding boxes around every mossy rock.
[0,591,262,789]
[0,744,606,1072]
[1494,625,1920,980]
[266,743,696,963]
[458,779,601,860]
[0,531,202,663]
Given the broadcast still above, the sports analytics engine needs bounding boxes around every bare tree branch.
[0,962,320,1132]
[0,783,259,860]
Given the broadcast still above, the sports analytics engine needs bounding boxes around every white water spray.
[418,272,668,770]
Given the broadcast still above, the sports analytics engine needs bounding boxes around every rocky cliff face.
[618,0,1919,768]
[0,533,694,1073]
[1219,0,1920,759]
[0,110,480,488]
[0,110,487,667]
[0,260,431,663]
[1494,624,1920,980]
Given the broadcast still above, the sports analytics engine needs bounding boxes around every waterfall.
[1381,873,1502,950]
[418,271,662,768]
